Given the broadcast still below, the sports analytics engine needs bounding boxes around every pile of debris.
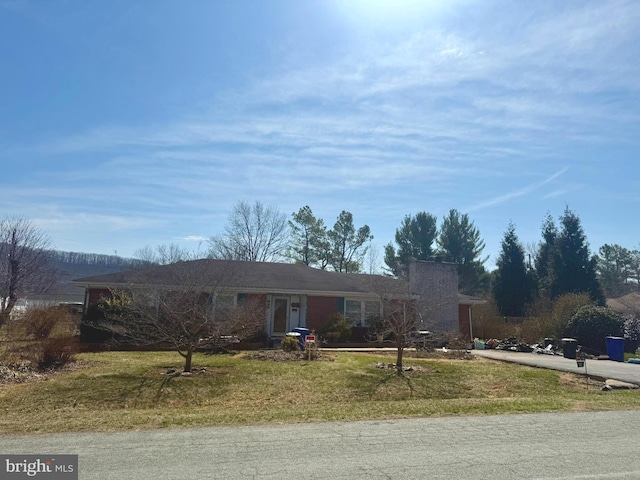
[0,361,45,384]
[477,337,563,355]
[483,337,535,353]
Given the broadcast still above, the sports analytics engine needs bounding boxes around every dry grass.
[0,350,638,434]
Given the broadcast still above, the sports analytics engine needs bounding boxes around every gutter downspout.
[468,305,474,341]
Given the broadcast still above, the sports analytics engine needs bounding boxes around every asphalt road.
[2,411,640,479]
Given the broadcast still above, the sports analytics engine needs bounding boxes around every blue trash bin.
[292,328,310,351]
[606,336,625,362]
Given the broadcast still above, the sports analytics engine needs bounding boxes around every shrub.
[281,335,300,352]
[35,337,78,370]
[21,306,76,340]
[551,293,592,340]
[566,305,624,354]
[623,315,640,353]
[321,313,352,343]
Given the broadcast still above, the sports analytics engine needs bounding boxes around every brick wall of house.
[459,304,471,339]
[409,261,459,333]
[88,288,112,305]
[243,293,267,320]
[306,296,341,332]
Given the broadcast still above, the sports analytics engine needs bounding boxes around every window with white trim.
[345,299,381,327]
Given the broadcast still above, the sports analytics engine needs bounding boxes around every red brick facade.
[306,296,340,332]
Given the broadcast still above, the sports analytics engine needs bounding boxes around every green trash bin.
[606,336,625,362]
[561,338,577,359]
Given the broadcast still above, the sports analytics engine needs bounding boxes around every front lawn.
[0,350,638,434]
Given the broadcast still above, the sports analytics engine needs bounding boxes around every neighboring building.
[74,259,475,341]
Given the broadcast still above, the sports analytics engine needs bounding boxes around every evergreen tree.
[437,209,489,294]
[534,212,557,297]
[596,244,634,297]
[288,206,327,267]
[553,208,604,304]
[327,211,373,273]
[492,223,532,316]
[535,208,605,304]
[384,211,437,277]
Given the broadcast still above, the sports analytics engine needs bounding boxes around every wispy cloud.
[466,167,570,212]
[2,1,639,258]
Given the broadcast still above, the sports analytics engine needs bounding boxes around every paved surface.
[472,349,640,385]
[3,411,640,479]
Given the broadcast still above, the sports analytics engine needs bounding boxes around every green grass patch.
[1,351,639,434]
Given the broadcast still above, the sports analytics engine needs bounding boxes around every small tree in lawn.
[90,260,264,373]
[367,276,420,376]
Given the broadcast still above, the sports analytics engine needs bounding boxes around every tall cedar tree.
[384,212,437,277]
[492,223,532,316]
[437,209,489,295]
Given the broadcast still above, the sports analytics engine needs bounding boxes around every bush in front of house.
[321,313,352,343]
[566,305,624,354]
[281,335,300,352]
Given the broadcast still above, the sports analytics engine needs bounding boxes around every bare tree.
[365,241,382,275]
[0,217,55,325]
[209,201,289,262]
[367,261,459,376]
[367,276,419,376]
[134,243,198,265]
[87,260,264,372]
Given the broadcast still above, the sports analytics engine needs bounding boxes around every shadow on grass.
[84,369,231,408]
[343,361,477,401]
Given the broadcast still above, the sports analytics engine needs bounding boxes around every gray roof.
[73,259,403,298]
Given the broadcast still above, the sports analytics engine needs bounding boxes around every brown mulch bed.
[243,350,334,362]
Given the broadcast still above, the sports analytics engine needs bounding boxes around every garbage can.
[543,337,554,348]
[606,336,625,362]
[291,328,310,351]
[561,338,577,359]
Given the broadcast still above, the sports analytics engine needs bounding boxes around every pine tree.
[437,209,489,294]
[553,208,604,304]
[384,212,437,277]
[534,212,557,297]
[535,208,604,304]
[492,223,532,316]
[288,206,327,267]
[327,211,373,273]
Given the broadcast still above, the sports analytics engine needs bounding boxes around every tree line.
[2,201,639,325]
[492,208,613,318]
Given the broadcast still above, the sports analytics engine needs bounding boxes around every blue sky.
[1,0,639,270]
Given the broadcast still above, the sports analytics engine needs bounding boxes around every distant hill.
[40,250,144,303]
[49,250,143,282]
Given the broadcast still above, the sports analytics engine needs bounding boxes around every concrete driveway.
[472,349,640,386]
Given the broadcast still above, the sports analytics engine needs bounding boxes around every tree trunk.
[396,340,404,376]
[183,348,193,373]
